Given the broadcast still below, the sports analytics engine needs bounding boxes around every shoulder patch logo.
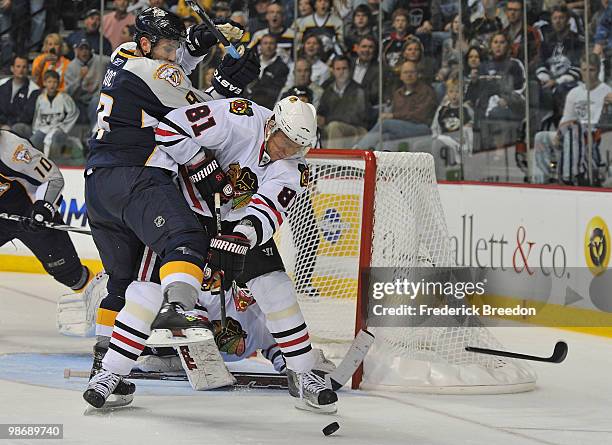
[13,145,32,163]
[229,99,254,116]
[155,64,183,87]
[0,182,10,198]
[298,163,309,187]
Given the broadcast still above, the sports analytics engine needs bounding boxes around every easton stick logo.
[585,216,610,276]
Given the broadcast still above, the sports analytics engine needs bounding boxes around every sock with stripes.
[262,343,286,373]
[95,294,125,338]
[102,282,164,376]
[247,271,315,373]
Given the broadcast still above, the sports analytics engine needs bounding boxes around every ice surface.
[1,272,611,445]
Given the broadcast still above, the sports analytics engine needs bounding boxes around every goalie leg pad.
[136,353,183,373]
[57,271,109,337]
[175,340,237,390]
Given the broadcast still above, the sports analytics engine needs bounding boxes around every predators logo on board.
[0,182,10,198]
[228,163,258,209]
[155,64,183,87]
[298,163,309,187]
[12,145,32,163]
[229,99,253,116]
[585,216,610,276]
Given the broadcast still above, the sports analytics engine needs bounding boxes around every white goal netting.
[276,151,536,393]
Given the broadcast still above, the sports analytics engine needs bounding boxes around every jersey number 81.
[185,105,217,137]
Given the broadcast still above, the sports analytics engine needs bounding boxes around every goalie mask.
[261,96,317,166]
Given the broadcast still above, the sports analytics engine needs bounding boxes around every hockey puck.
[322,422,340,436]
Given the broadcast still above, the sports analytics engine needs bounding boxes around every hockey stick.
[465,341,568,364]
[213,192,228,329]
[185,0,241,59]
[64,368,288,390]
[326,329,375,391]
[0,212,92,235]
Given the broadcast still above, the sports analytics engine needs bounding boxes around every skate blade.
[146,328,213,347]
[294,399,337,414]
[83,394,134,415]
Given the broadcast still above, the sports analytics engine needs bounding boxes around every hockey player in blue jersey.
[82,7,260,408]
[0,130,91,291]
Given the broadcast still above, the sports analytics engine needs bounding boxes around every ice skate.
[83,369,134,409]
[287,369,338,414]
[147,302,215,347]
[88,343,135,406]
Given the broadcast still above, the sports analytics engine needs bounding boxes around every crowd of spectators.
[1,0,612,185]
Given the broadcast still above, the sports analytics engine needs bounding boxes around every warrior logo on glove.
[210,237,249,255]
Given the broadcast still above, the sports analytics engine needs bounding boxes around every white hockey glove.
[217,21,244,42]
[57,271,108,337]
[185,19,244,57]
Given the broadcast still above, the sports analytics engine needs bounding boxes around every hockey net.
[276,150,536,394]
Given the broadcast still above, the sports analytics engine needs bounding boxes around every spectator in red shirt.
[102,0,136,50]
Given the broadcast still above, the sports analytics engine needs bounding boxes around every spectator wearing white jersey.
[31,70,79,159]
[534,54,612,184]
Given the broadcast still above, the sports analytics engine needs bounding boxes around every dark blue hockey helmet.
[134,7,186,46]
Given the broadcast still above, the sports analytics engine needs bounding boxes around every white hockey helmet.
[266,96,317,156]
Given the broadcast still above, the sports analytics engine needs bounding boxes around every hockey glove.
[211,47,260,98]
[186,154,234,202]
[208,234,249,291]
[29,200,55,231]
[185,19,244,57]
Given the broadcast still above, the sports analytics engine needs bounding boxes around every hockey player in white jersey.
[153,95,338,412]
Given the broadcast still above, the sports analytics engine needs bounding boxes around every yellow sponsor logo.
[585,216,610,276]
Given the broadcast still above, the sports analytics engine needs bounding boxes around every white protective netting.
[276,151,536,393]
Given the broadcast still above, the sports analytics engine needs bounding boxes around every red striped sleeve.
[251,197,283,226]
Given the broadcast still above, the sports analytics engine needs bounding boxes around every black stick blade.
[466,341,568,364]
[549,341,568,363]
